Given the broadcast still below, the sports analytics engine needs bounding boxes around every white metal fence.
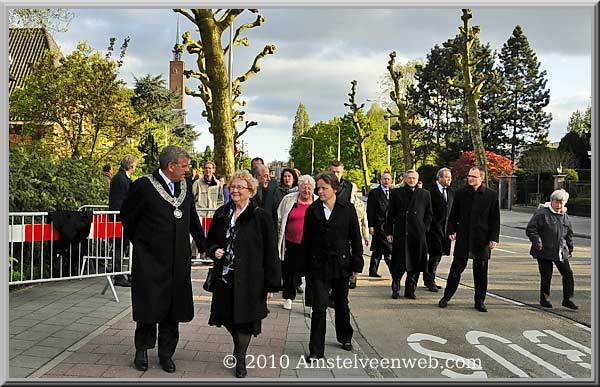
[8,210,131,302]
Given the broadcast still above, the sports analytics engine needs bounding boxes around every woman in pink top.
[276,175,318,310]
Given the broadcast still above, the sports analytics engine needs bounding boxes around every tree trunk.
[358,137,370,194]
[196,10,235,179]
[401,124,412,170]
[467,98,489,184]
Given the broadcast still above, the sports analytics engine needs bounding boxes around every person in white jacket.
[276,175,318,310]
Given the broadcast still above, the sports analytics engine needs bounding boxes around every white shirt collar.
[158,169,174,188]
[436,181,445,192]
[322,202,332,220]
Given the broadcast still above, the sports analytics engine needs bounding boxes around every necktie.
[168,182,175,195]
[385,189,389,200]
[442,187,447,203]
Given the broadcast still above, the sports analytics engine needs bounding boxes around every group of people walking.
[115,145,579,378]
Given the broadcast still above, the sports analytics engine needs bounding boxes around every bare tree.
[344,80,371,193]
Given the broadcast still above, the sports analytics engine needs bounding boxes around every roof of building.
[9,27,62,96]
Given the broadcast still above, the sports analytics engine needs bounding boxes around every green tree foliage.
[131,74,198,171]
[559,105,591,168]
[8,8,74,32]
[174,9,275,179]
[9,145,109,212]
[498,25,552,164]
[10,39,139,164]
[292,102,310,138]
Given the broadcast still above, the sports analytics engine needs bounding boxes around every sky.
[44,6,594,163]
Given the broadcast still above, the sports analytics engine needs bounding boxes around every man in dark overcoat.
[109,154,138,287]
[438,166,500,313]
[385,170,433,299]
[424,167,454,292]
[366,171,393,277]
[121,145,207,373]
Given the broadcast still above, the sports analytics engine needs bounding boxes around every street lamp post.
[337,123,341,161]
[300,136,314,175]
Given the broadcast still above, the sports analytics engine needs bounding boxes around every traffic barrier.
[8,210,130,302]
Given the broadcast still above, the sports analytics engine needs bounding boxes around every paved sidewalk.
[9,265,377,380]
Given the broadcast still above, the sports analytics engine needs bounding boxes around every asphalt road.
[347,223,592,379]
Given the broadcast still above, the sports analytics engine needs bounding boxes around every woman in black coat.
[525,189,577,310]
[207,170,281,378]
[301,171,363,359]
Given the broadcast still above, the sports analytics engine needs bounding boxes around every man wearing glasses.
[121,145,207,373]
[438,166,500,313]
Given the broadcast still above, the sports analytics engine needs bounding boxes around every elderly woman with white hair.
[276,174,318,310]
[526,189,578,310]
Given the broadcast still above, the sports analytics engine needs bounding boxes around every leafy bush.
[9,145,109,212]
[563,168,579,181]
[450,150,513,183]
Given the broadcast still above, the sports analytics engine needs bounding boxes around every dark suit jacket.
[252,179,278,218]
[366,185,392,254]
[426,182,455,257]
[447,185,500,260]
[109,168,131,211]
[385,186,433,273]
[336,178,353,202]
[301,198,364,280]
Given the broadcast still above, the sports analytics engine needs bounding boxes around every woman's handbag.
[203,267,216,292]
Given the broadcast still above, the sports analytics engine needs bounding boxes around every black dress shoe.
[159,357,176,373]
[436,285,442,289]
[475,304,488,312]
[426,284,439,293]
[562,299,579,310]
[342,342,353,351]
[235,362,247,378]
[296,285,304,294]
[405,293,417,300]
[307,352,324,360]
[114,275,132,287]
[540,299,553,308]
[392,291,400,299]
[133,349,148,371]
[349,279,357,289]
[438,298,448,308]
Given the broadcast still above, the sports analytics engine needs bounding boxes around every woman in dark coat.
[526,189,577,310]
[207,170,282,378]
[301,171,363,359]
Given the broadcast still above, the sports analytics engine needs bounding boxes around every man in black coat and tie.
[424,168,454,292]
[121,145,207,373]
[385,170,433,299]
[438,166,500,312]
[109,154,138,287]
[366,171,393,277]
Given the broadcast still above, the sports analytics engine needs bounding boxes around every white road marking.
[495,248,516,254]
[574,323,592,333]
[500,234,530,242]
[485,293,525,306]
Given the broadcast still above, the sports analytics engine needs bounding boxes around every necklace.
[147,175,187,219]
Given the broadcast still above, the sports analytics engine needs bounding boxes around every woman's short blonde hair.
[229,170,259,198]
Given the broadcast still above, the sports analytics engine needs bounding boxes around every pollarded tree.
[173,9,275,179]
[498,25,552,165]
[443,9,501,185]
[345,80,371,193]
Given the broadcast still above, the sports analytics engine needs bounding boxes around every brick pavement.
[9,264,376,380]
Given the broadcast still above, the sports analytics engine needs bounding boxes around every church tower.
[169,16,184,110]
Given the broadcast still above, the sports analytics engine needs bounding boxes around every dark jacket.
[447,185,500,260]
[272,185,298,225]
[301,198,364,280]
[366,185,392,254]
[525,207,573,261]
[120,169,207,323]
[252,179,278,219]
[336,178,354,202]
[47,210,93,259]
[426,182,455,257]
[108,168,131,211]
[207,200,282,325]
[385,185,433,273]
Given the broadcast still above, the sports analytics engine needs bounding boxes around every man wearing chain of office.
[121,145,207,373]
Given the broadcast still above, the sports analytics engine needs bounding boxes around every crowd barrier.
[8,206,219,302]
